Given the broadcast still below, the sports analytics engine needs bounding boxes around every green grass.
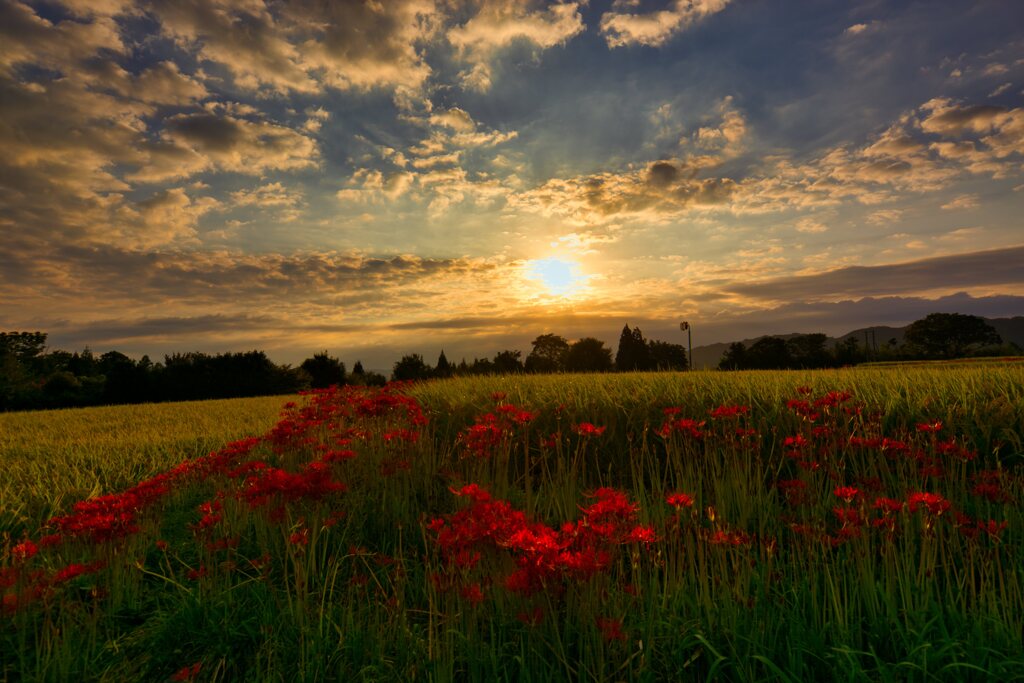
[2,367,1022,682]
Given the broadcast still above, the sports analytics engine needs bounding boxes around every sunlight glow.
[526,258,586,297]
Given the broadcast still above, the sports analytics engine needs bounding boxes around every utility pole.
[680,321,692,371]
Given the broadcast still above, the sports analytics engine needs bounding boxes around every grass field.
[2,367,1023,681]
[0,396,292,541]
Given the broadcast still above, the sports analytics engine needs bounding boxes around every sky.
[1,0,1023,370]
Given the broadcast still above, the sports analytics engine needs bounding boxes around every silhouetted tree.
[435,350,452,378]
[565,337,613,372]
[392,353,432,381]
[493,350,524,374]
[615,325,652,371]
[469,357,494,375]
[745,337,792,369]
[903,313,1001,359]
[352,361,365,376]
[647,340,688,370]
[525,334,570,373]
[301,351,347,388]
[718,342,747,370]
[786,334,830,368]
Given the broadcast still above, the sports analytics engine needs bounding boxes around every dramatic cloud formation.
[1,0,1022,366]
[600,0,731,48]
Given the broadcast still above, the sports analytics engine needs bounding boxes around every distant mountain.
[690,316,1024,368]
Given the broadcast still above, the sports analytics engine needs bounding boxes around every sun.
[526,257,587,297]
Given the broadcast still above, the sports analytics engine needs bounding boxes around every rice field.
[2,366,1023,681]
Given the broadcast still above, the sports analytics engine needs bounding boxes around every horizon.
[2,1,1023,369]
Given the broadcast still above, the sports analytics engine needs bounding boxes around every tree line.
[1,313,1014,411]
[391,326,689,381]
[717,313,1012,370]
[0,333,385,412]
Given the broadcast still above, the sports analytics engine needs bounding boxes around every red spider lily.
[596,616,627,642]
[540,432,561,450]
[575,422,606,437]
[916,421,943,433]
[907,492,952,516]
[657,418,704,439]
[288,529,309,547]
[971,482,1011,503]
[976,518,1008,541]
[833,486,860,503]
[665,492,695,509]
[516,607,544,626]
[11,540,38,562]
[873,497,903,514]
[52,560,106,585]
[459,583,485,606]
[625,525,657,544]
[782,434,809,450]
[460,420,505,458]
[580,488,638,527]
[832,506,864,527]
[796,385,813,395]
[239,464,346,508]
[171,662,202,682]
[452,483,492,503]
[708,529,751,546]
[321,449,357,463]
[935,438,977,462]
[785,400,819,421]
[496,404,539,425]
[156,540,169,551]
[187,566,208,581]
[709,404,750,419]
[490,391,507,402]
[814,391,853,408]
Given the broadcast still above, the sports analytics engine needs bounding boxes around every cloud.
[447,1,585,91]
[940,194,979,210]
[600,0,731,48]
[723,246,1024,302]
[283,0,438,91]
[131,110,319,182]
[866,209,903,225]
[989,82,1013,98]
[794,217,828,233]
[508,159,736,225]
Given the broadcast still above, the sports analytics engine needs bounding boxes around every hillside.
[691,316,1024,368]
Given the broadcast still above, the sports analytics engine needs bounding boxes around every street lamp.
[680,321,692,371]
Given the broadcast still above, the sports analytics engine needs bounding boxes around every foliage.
[300,351,346,389]
[525,334,570,373]
[904,313,1002,359]
[391,353,432,381]
[565,337,614,372]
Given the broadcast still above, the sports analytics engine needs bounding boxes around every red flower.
[916,421,943,433]
[11,540,38,562]
[596,616,627,642]
[907,492,952,516]
[833,486,860,503]
[171,662,202,682]
[665,492,695,509]
[709,404,750,419]
[460,583,485,606]
[872,497,903,514]
[625,525,657,544]
[575,422,606,437]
